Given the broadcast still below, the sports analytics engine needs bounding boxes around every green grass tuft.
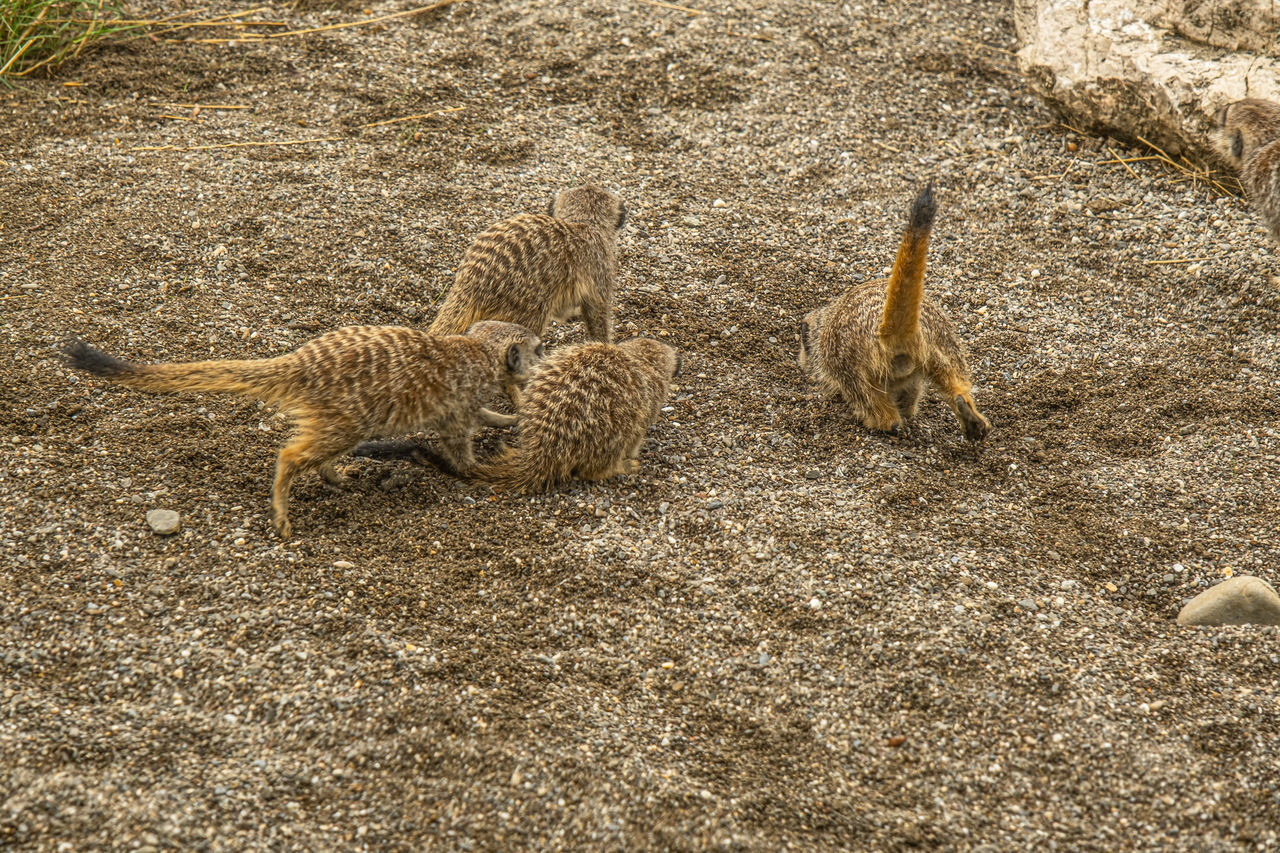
[0,0,134,77]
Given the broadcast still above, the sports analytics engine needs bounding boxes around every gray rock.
[1017,598,1038,612]
[1176,576,1280,627]
[145,509,181,536]
[1015,0,1280,162]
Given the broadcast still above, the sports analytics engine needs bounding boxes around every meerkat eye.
[535,342,545,358]
[1232,130,1244,160]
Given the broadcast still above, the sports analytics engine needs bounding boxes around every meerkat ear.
[506,342,524,374]
[616,202,628,230]
[1232,129,1245,160]
[547,196,557,217]
[798,319,810,351]
[1215,104,1231,128]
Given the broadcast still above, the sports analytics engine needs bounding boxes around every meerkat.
[798,184,990,442]
[62,321,542,538]
[1214,98,1280,245]
[475,337,680,492]
[360,338,680,493]
[428,185,627,403]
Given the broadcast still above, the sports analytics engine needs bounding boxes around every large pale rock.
[1015,0,1280,164]
[1177,576,1280,627]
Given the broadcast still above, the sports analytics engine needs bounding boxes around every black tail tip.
[909,183,937,230]
[61,338,130,377]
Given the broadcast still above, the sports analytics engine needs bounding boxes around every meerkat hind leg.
[853,389,904,435]
[270,423,359,539]
[894,381,923,420]
[953,392,990,442]
[318,461,348,490]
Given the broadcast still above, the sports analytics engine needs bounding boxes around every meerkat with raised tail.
[428,185,627,403]
[798,184,990,441]
[62,321,542,538]
[362,338,680,492]
[1214,98,1280,245]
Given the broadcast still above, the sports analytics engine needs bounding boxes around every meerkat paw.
[271,513,293,540]
[861,412,904,435]
[955,395,990,442]
[319,462,348,490]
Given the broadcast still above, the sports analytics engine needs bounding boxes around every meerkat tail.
[878,184,937,345]
[63,339,287,398]
[472,446,554,494]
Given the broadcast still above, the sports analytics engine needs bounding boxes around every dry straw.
[2,0,465,77]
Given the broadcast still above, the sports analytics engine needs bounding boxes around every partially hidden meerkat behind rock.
[798,184,990,442]
[428,185,627,403]
[62,321,542,538]
[360,338,680,493]
[1215,98,1280,245]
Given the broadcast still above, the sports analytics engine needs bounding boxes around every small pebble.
[145,509,181,536]
[1177,576,1280,627]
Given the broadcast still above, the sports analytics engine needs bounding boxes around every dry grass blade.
[267,0,464,39]
[635,0,706,14]
[1,0,139,77]
[1106,146,1140,181]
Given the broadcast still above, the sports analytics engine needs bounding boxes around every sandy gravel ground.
[2,0,1279,849]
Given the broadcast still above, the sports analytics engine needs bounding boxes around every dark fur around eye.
[1232,130,1244,160]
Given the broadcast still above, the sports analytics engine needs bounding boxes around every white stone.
[145,509,181,536]
[1176,575,1280,627]
[1015,0,1280,162]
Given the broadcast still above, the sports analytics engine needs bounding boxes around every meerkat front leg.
[433,414,479,477]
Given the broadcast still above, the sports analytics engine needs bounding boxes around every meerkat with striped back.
[428,185,626,403]
[798,184,990,442]
[62,321,542,538]
[357,337,680,493]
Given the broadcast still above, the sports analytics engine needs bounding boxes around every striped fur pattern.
[1215,98,1280,245]
[476,337,679,493]
[798,185,989,441]
[428,185,627,352]
[63,321,542,538]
